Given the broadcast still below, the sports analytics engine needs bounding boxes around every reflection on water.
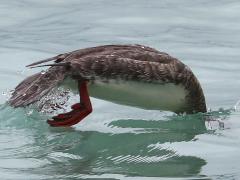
[1,0,240,179]
[0,105,208,178]
[0,103,237,179]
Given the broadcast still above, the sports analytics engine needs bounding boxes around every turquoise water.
[1,0,240,179]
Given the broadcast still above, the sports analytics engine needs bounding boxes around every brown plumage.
[9,44,207,114]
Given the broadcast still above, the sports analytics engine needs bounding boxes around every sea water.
[0,0,240,179]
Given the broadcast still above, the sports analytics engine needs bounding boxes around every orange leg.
[47,81,92,127]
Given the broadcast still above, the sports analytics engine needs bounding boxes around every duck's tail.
[9,61,69,108]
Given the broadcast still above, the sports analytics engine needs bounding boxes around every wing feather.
[9,67,67,107]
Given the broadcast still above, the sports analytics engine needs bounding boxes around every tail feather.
[9,66,67,107]
[26,56,58,67]
[26,53,70,67]
[29,62,71,69]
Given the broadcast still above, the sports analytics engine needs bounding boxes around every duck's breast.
[88,79,187,113]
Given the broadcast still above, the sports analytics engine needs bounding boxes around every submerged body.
[9,44,207,126]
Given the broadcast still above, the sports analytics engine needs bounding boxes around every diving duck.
[9,44,207,127]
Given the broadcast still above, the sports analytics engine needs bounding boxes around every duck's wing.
[9,66,67,107]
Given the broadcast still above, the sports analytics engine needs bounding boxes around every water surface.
[1,0,240,179]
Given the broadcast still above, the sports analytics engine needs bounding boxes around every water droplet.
[26,110,33,116]
[20,69,26,74]
[17,69,26,74]
[41,70,46,75]
[2,92,7,96]
[234,100,240,111]
[219,121,225,129]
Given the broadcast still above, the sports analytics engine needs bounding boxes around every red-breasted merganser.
[9,44,207,127]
